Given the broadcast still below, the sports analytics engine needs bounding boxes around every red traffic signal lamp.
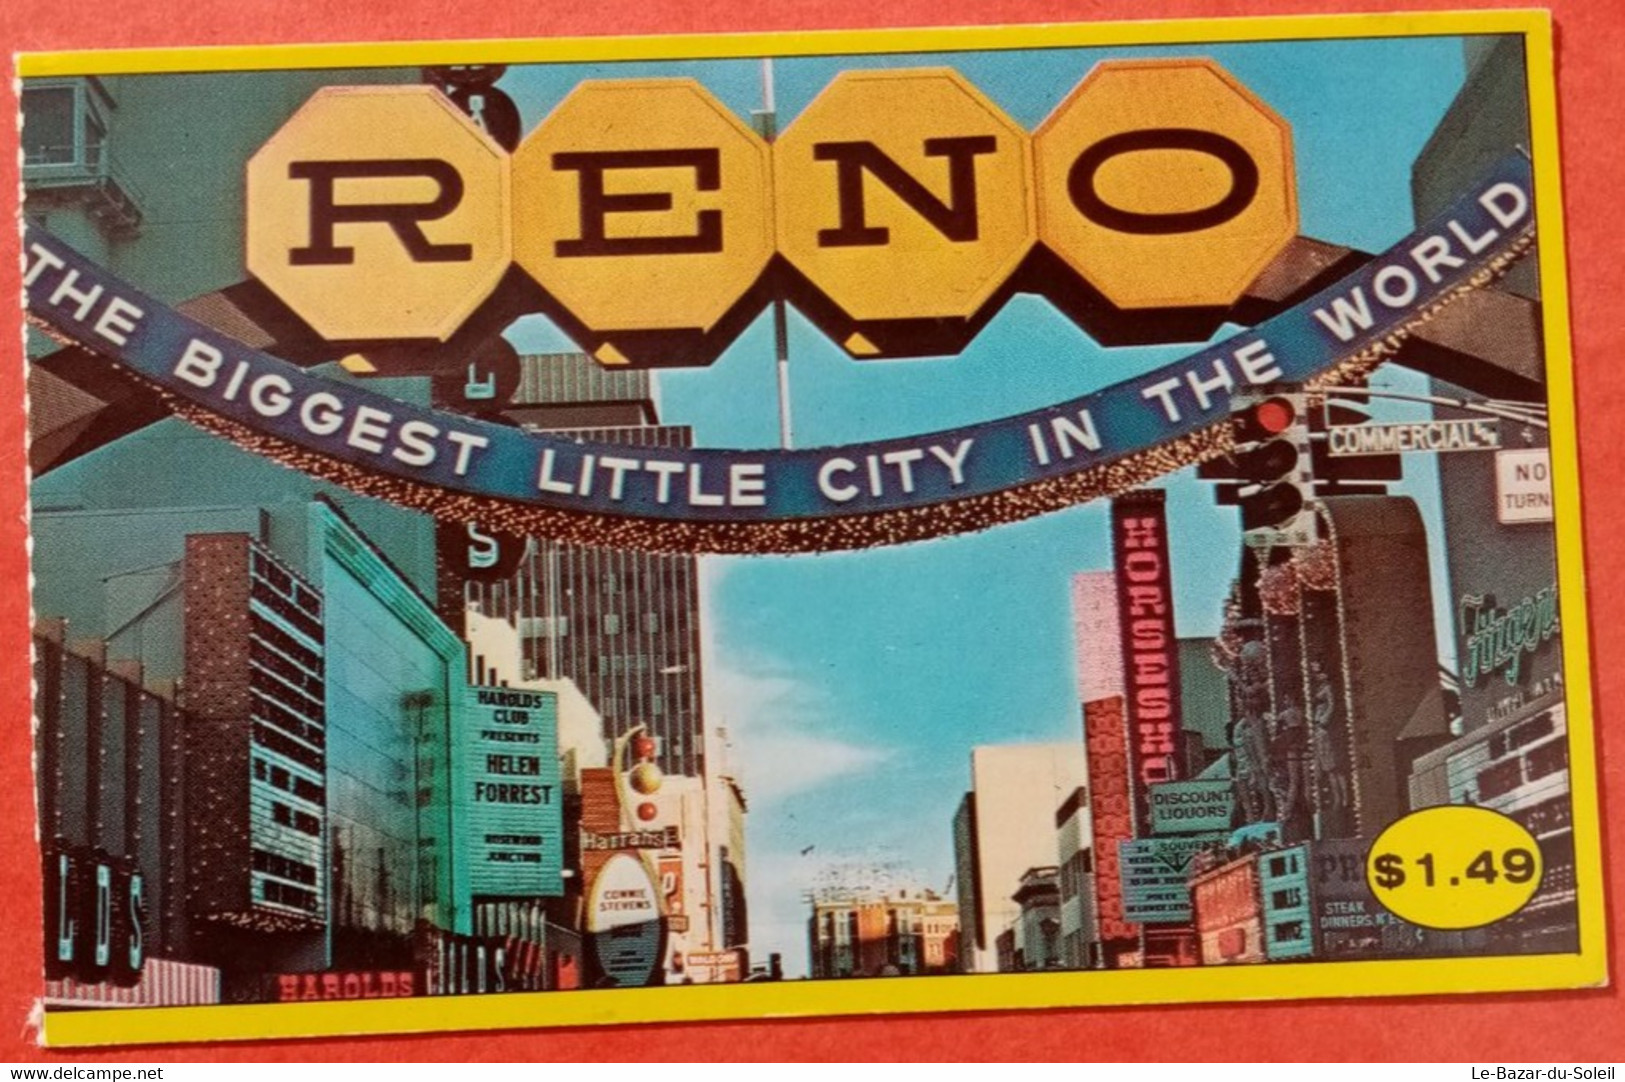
[1244,395,1298,439]
[1197,391,1316,542]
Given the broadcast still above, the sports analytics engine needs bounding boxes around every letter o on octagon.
[1035,59,1297,309]
[247,87,511,341]
[775,69,1034,324]
[512,79,773,337]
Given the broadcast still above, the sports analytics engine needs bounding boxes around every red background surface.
[0,0,1620,1063]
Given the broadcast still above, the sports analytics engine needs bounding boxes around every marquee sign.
[21,153,1532,555]
[457,687,565,897]
[242,61,1297,366]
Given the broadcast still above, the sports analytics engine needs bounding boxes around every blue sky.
[500,36,1475,975]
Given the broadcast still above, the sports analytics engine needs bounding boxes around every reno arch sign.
[246,60,1297,364]
[25,46,1538,556]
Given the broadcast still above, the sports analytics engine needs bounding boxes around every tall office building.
[442,353,707,779]
[951,743,1088,974]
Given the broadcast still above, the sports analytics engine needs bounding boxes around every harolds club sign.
[22,61,1537,554]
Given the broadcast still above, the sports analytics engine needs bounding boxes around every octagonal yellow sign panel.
[775,69,1035,324]
[512,79,774,336]
[247,86,511,342]
[1035,59,1297,310]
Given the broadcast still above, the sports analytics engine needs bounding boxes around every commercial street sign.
[1326,419,1501,456]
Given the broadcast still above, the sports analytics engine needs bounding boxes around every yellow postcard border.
[19,9,1608,1049]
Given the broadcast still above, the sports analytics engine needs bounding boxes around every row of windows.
[250,550,322,619]
[250,658,325,722]
[1477,738,1567,802]
[250,639,323,697]
[257,875,319,914]
[252,847,318,887]
[252,612,322,672]
[253,756,324,804]
[252,688,326,749]
[253,722,323,772]
[1514,796,1571,838]
[597,693,669,718]
[271,800,321,837]
[521,612,676,638]
[598,654,656,675]
[251,580,323,643]
[1488,711,1556,761]
[599,613,666,636]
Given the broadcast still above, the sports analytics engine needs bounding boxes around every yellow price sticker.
[1366,806,1544,930]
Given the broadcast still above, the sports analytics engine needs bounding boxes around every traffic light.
[1198,390,1317,545]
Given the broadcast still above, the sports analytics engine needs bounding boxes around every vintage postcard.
[16,10,1605,1047]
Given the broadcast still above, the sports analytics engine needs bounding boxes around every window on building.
[602,613,621,636]
[1271,888,1304,909]
[22,84,85,167]
[1478,757,1525,801]
[1525,739,1567,782]
[1275,920,1306,942]
[1510,712,1556,750]
[644,613,661,634]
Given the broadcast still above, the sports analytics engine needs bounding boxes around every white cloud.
[705,657,891,805]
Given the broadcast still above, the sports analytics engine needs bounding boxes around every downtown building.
[437,353,708,780]
[27,403,576,999]
[1214,497,1454,846]
[1066,493,1234,970]
[34,619,220,1007]
[951,742,1087,974]
[1405,32,1578,955]
[807,887,959,980]
[572,746,749,988]
[1194,495,1459,964]
[22,63,730,1002]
